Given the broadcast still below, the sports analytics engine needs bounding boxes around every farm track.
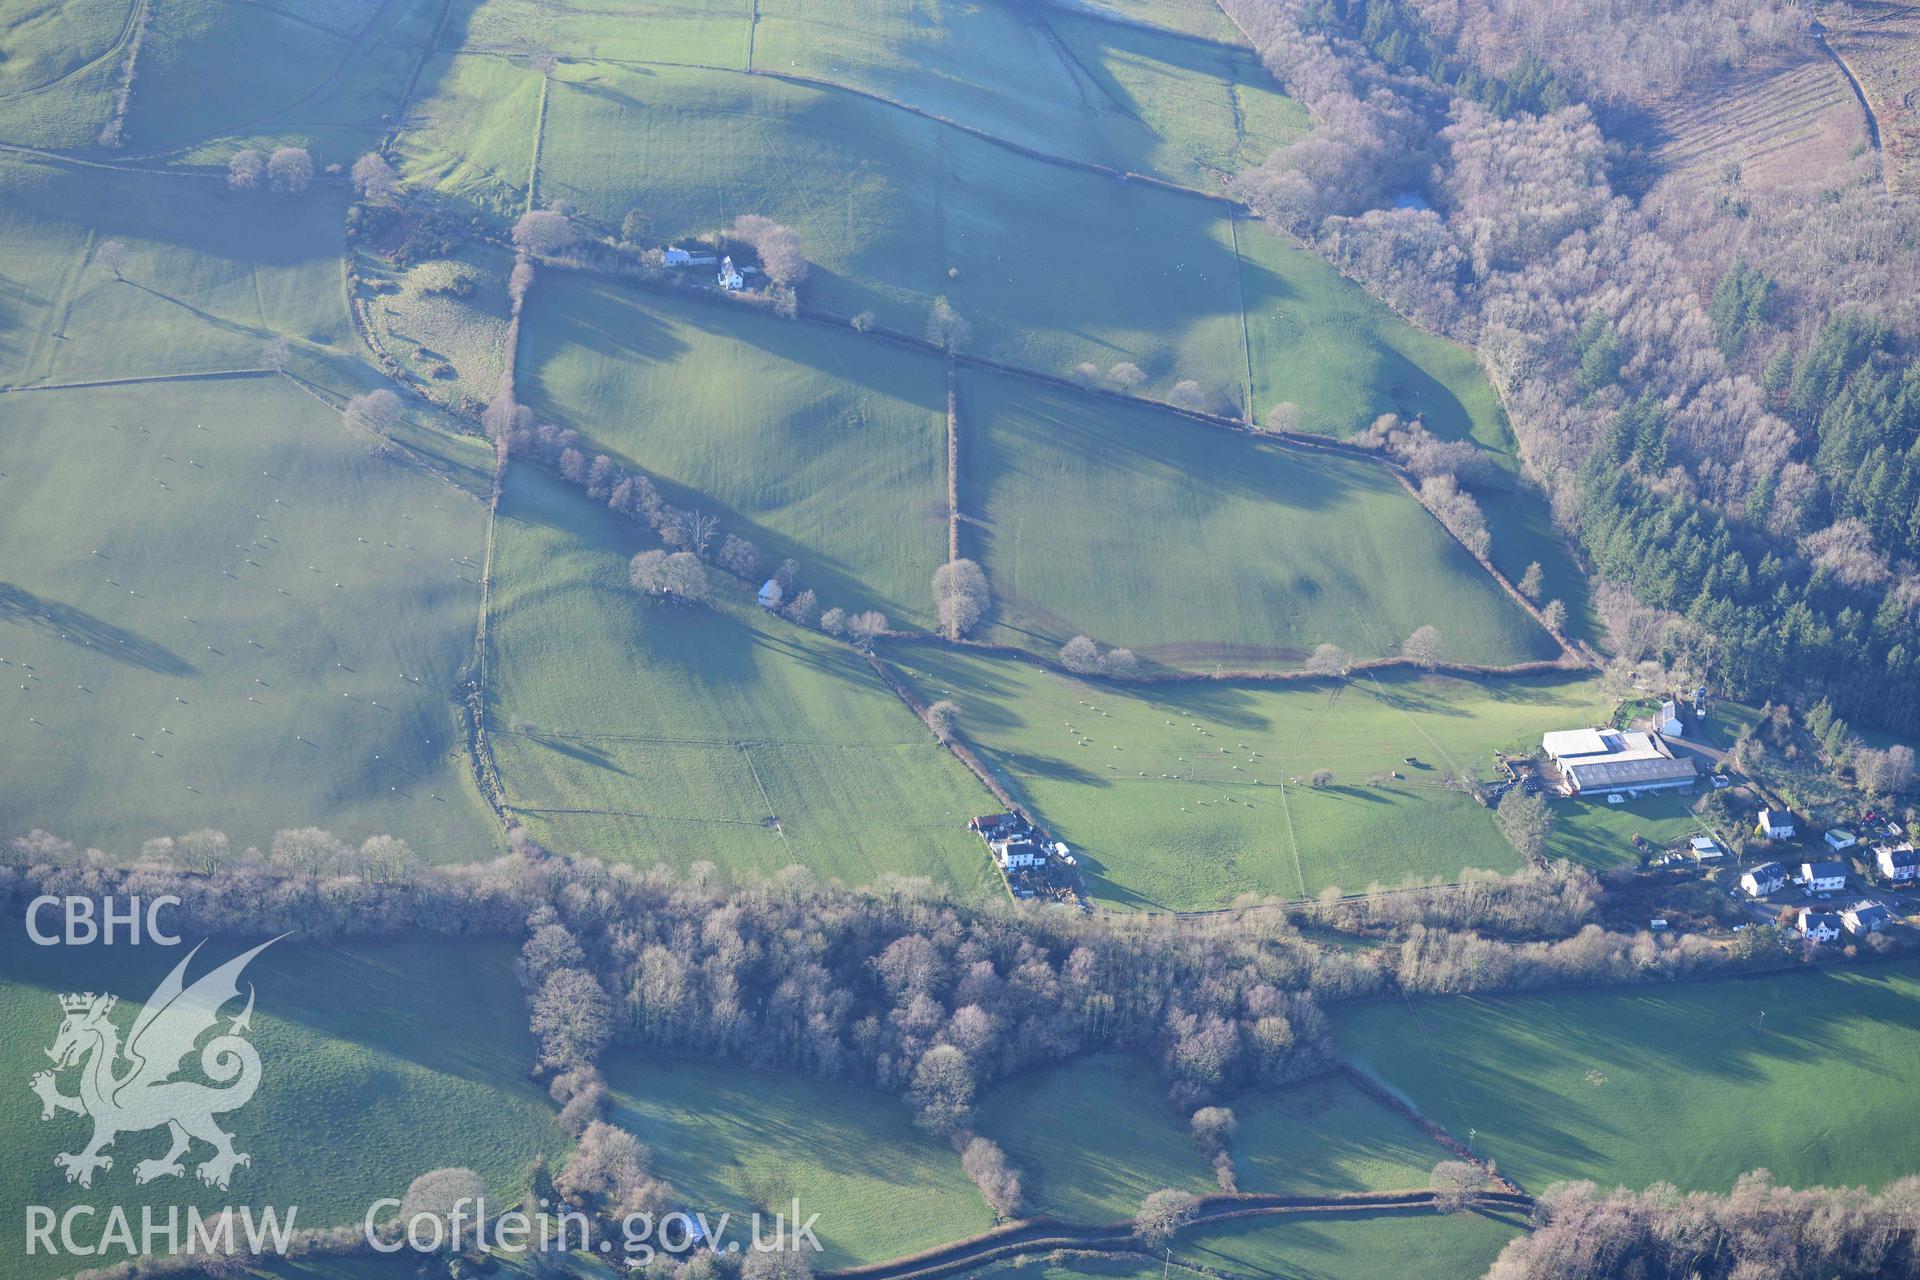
[820,1189,1533,1280]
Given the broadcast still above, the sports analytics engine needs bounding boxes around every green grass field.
[605,1049,993,1268]
[445,0,754,67]
[0,932,566,1280]
[975,1054,1216,1223]
[0,0,129,147]
[1169,1209,1522,1280]
[889,651,1613,907]
[1335,961,1920,1193]
[520,274,950,623]
[753,0,1304,190]
[984,1210,1520,1280]
[0,155,353,388]
[1232,1075,1449,1196]
[956,370,1556,670]
[1548,789,1715,868]
[0,377,500,859]
[403,60,1252,398]
[974,1058,1449,1222]
[487,466,997,889]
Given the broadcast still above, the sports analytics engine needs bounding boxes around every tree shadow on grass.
[0,581,195,675]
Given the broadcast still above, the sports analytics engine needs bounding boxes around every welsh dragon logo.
[30,937,283,1190]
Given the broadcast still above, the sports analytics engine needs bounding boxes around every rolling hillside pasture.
[127,0,356,150]
[889,650,1613,907]
[974,1054,1216,1223]
[0,378,500,858]
[404,61,1253,402]
[956,371,1556,670]
[486,468,996,889]
[0,156,353,388]
[973,1059,1452,1224]
[444,0,755,68]
[1237,223,1509,449]
[391,52,543,218]
[1056,0,1245,44]
[605,1050,993,1268]
[752,0,1306,189]
[1231,1074,1450,1196]
[1335,961,1920,1194]
[0,0,129,146]
[519,274,949,624]
[0,933,567,1280]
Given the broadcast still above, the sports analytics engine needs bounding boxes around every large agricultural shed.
[1543,728,1697,796]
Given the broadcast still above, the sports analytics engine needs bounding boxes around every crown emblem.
[59,992,112,1015]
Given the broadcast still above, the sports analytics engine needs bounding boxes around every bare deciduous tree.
[926,296,972,352]
[351,152,399,202]
[1496,789,1552,862]
[397,1167,489,1251]
[531,968,614,1071]
[1262,401,1302,433]
[344,388,404,452]
[782,588,819,627]
[266,147,314,195]
[730,215,808,286]
[1403,625,1446,670]
[1107,362,1146,391]
[1429,1160,1488,1215]
[226,149,265,191]
[1133,1189,1199,1249]
[629,550,711,604]
[958,1136,1022,1217]
[1060,635,1102,674]
[513,208,577,257]
[927,699,958,742]
[931,558,990,637]
[95,240,128,282]
[1306,643,1351,678]
[845,610,888,649]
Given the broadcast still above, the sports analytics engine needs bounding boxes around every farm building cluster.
[1540,727,1697,797]
[968,813,1078,902]
[661,243,759,292]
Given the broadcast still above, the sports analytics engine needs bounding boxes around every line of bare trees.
[96,0,152,148]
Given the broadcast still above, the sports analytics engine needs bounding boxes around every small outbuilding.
[664,246,693,265]
[1660,700,1685,737]
[718,255,745,290]
[757,578,784,609]
[1824,829,1858,852]
[1688,836,1723,862]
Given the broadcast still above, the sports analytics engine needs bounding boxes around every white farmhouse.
[1740,861,1785,897]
